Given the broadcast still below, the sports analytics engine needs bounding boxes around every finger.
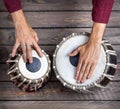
[69,47,81,56]
[33,41,43,57]
[75,58,82,80]
[34,33,39,43]
[81,63,91,82]
[35,36,39,43]
[87,64,96,79]
[77,61,87,83]
[26,44,33,63]
[12,42,20,57]
[21,43,27,63]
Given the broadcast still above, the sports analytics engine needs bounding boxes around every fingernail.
[75,76,77,79]
[30,60,33,63]
[88,76,91,79]
[81,80,84,83]
[80,81,83,83]
[11,54,14,57]
[9,53,12,57]
[40,53,43,57]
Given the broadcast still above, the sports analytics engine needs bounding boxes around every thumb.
[69,47,81,56]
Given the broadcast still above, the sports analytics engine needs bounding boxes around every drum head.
[18,50,49,80]
[54,34,106,88]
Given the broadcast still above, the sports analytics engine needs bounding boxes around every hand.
[12,24,43,63]
[11,10,43,63]
[69,39,101,83]
[69,22,106,83]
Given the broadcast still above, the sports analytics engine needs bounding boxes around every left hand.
[69,39,101,83]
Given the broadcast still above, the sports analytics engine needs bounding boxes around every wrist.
[89,34,102,44]
[88,38,102,45]
[89,22,106,43]
[11,10,28,28]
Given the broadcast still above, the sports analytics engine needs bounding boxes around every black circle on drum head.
[26,57,41,73]
[69,53,79,67]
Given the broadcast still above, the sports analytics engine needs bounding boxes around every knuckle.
[93,60,98,64]
[81,68,84,73]
[77,65,81,70]
[87,60,94,64]
[76,72,79,76]
[89,71,93,74]
[79,70,84,75]
[28,56,32,59]
[77,47,80,52]
[36,38,39,42]
[33,31,37,36]
[82,59,87,64]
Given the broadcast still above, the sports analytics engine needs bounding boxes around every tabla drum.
[7,50,51,92]
[53,32,117,93]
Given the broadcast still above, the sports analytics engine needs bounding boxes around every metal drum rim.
[53,32,117,92]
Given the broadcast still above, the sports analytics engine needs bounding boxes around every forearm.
[11,10,28,28]
[89,22,106,43]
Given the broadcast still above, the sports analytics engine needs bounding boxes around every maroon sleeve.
[3,0,22,13]
[92,0,114,24]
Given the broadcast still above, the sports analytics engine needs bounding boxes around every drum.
[53,32,117,93]
[7,50,51,92]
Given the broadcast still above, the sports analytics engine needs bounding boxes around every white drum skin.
[53,32,117,93]
[18,50,49,80]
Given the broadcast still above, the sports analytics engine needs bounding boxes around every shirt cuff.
[4,0,22,13]
[92,0,114,24]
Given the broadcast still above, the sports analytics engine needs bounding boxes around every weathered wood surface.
[0,81,120,100]
[0,0,120,11]
[0,101,120,109]
[0,28,120,45]
[0,0,120,108]
[0,12,120,28]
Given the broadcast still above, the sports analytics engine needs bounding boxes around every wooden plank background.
[0,0,120,109]
[0,101,120,109]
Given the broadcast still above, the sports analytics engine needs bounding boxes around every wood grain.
[0,101,120,109]
[0,28,120,46]
[0,0,119,11]
[0,0,120,107]
[0,81,120,100]
[0,12,120,28]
